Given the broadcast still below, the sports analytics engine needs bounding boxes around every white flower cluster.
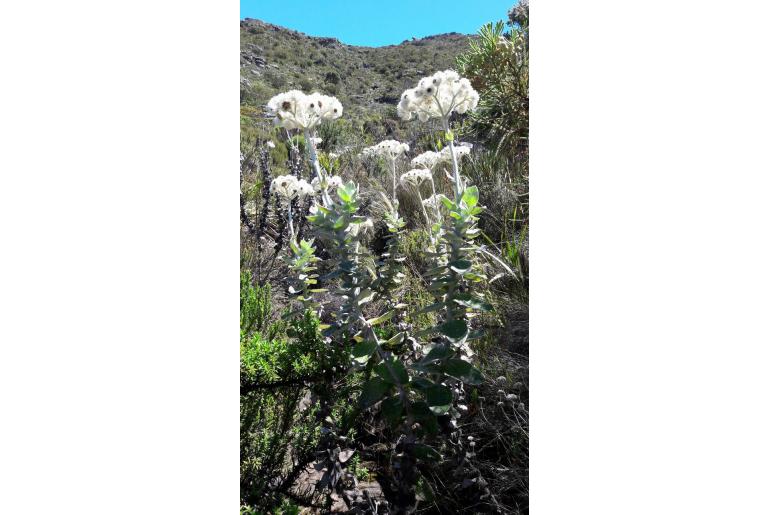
[400,168,433,185]
[266,90,343,130]
[397,70,480,122]
[410,150,441,170]
[411,143,474,170]
[361,140,410,162]
[270,175,314,200]
[440,142,473,161]
[243,200,257,217]
[422,194,443,209]
[311,175,343,191]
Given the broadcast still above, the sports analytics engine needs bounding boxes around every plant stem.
[359,315,414,430]
[390,159,397,204]
[416,188,431,226]
[443,118,461,205]
[304,129,332,206]
[287,200,295,242]
[428,175,441,221]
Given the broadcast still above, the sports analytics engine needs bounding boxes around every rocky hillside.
[240,18,475,122]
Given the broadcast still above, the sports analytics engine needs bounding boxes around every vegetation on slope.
[240,2,529,513]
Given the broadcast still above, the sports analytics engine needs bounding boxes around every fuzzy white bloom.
[349,218,374,237]
[439,142,473,162]
[295,179,314,198]
[270,175,314,200]
[400,168,433,185]
[410,150,441,170]
[411,143,473,170]
[361,139,410,162]
[329,152,340,159]
[266,90,343,130]
[266,141,276,149]
[422,194,443,210]
[397,70,480,122]
[243,200,257,217]
[311,174,343,192]
[309,137,323,146]
[307,92,343,121]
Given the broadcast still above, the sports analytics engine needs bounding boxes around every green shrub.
[457,15,528,163]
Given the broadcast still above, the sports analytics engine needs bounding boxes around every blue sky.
[240,0,512,47]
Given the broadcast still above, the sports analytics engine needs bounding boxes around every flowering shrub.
[245,66,511,512]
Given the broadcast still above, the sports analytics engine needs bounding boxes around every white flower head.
[422,194,443,210]
[400,168,433,185]
[270,175,314,200]
[309,137,322,146]
[411,150,441,170]
[266,141,276,149]
[311,174,343,192]
[398,70,480,122]
[307,92,342,121]
[439,142,473,162]
[266,90,343,130]
[361,139,410,163]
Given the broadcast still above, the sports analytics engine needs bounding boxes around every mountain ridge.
[240,18,475,124]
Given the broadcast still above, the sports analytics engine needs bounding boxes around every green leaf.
[355,288,376,305]
[416,475,435,502]
[411,443,442,461]
[449,259,472,274]
[384,332,405,347]
[375,356,409,385]
[337,182,355,202]
[367,310,395,326]
[359,377,389,408]
[410,362,443,375]
[444,359,484,385]
[381,396,403,425]
[468,206,483,216]
[440,195,455,211]
[425,384,452,415]
[410,401,439,434]
[453,293,493,312]
[414,302,445,315]
[419,344,451,364]
[437,319,468,341]
[462,186,479,208]
[351,340,377,364]
[410,377,434,390]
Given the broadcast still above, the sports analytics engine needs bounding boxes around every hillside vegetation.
[241,19,473,120]
[240,3,529,514]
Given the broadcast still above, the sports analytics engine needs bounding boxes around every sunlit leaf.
[351,340,377,364]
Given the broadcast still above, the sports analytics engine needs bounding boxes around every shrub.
[241,14,529,510]
[456,11,528,164]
